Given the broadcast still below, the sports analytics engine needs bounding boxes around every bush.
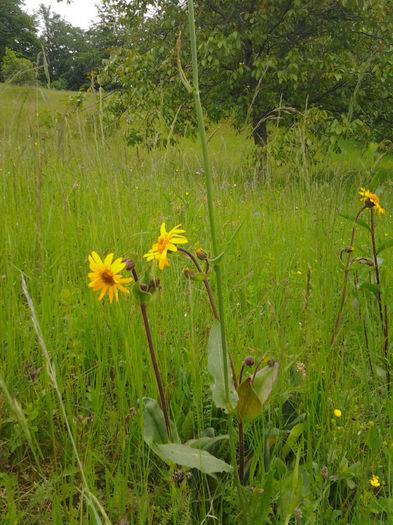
[1,47,35,85]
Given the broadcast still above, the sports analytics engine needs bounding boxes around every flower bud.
[196,248,208,260]
[184,267,193,279]
[244,356,255,367]
[122,258,135,271]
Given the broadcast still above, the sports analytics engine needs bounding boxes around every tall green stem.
[186,0,247,514]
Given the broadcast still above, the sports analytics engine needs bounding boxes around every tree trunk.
[252,115,267,146]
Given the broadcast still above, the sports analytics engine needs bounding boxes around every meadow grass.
[1,83,393,523]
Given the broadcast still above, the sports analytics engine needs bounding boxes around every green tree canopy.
[0,0,38,65]
[101,0,393,145]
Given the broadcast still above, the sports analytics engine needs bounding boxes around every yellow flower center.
[101,270,115,285]
[157,235,169,254]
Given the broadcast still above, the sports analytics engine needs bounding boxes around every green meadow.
[1,83,393,524]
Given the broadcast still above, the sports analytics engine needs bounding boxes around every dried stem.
[330,206,366,346]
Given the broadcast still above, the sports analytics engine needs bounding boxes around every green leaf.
[339,213,370,232]
[207,322,238,411]
[358,282,380,295]
[236,378,262,421]
[281,423,305,460]
[155,443,232,475]
[187,434,229,451]
[253,361,279,405]
[191,272,207,282]
[377,239,393,255]
[142,397,168,445]
[133,283,152,304]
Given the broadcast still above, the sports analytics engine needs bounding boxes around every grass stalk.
[21,274,111,525]
[186,0,247,514]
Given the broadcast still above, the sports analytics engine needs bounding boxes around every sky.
[23,0,100,30]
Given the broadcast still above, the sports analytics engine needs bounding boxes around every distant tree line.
[0,0,119,89]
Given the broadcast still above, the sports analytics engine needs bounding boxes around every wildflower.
[333,409,342,418]
[369,474,380,487]
[144,223,188,270]
[359,188,385,215]
[88,252,133,303]
[196,247,208,260]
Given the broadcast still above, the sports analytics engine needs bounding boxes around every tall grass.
[0,82,392,523]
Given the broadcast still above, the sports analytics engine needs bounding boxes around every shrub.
[1,47,35,85]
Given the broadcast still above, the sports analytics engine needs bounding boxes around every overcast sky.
[23,0,100,30]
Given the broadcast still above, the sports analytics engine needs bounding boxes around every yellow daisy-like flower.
[333,409,342,418]
[359,188,385,215]
[369,474,380,488]
[144,223,188,270]
[88,252,133,303]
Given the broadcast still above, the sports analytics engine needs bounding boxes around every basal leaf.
[142,397,168,445]
[187,434,229,451]
[155,443,232,475]
[207,322,238,411]
[253,361,279,406]
[236,378,262,421]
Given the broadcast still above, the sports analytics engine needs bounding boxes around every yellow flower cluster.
[88,223,188,303]
[143,223,188,270]
[369,474,380,488]
[88,252,133,303]
[359,188,385,215]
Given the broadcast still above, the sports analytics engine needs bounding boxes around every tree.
[100,0,393,146]
[1,47,35,84]
[37,4,120,90]
[0,0,38,69]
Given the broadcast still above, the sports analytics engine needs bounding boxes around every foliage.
[37,5,111,91]
[101,0,393,145]
[1,84,393,523]
[0,0,38,68]
[1,47,35,85]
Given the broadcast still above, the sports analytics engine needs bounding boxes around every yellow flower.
[88,252,133,303]
[144,223,188,270]
[333,409,342,418]
[369,474,380,488]
[359,188,385,215]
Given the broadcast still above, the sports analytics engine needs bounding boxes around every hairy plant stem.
[178,246,239,385]
[186,0,247,513]
[330,206,366,346]
[370,209,390,390]
[177,246,220,321]
[132,268,170,433]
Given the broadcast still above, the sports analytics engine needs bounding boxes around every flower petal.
[116,284,130,294]
[104,253,114,266]
[91,251,103,265]
[98,286,108,300]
